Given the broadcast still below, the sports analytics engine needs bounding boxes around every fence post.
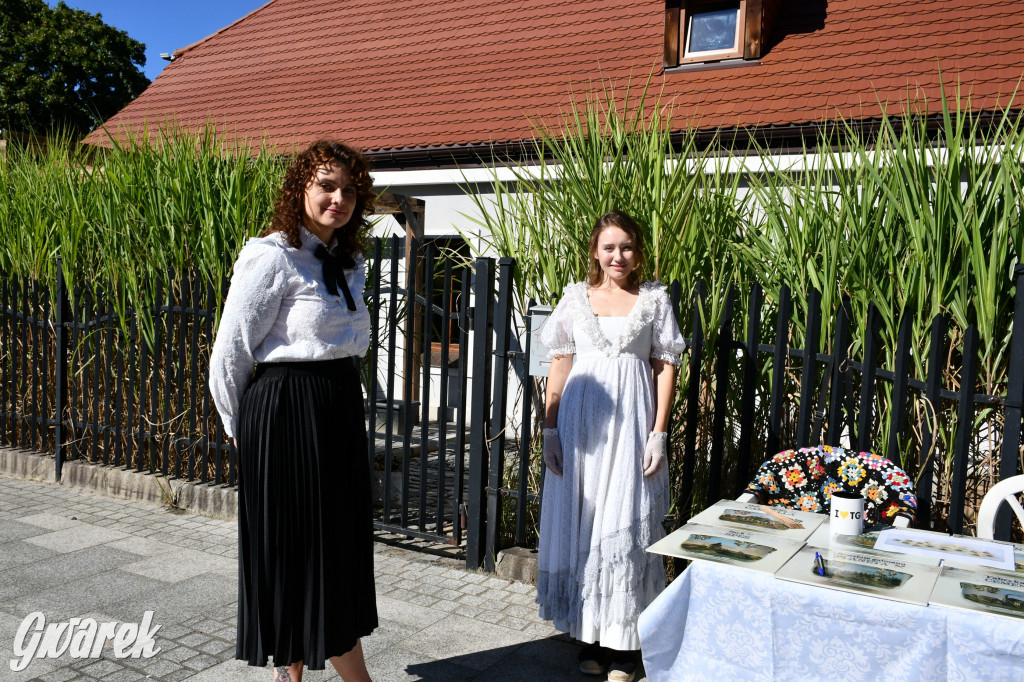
[796,289,822,448]
[366,238,383,477]
[995,263,1024,539]
[917,314,947,529]
[766,285,791,456]
[886,304,914,463]
[400,237,420,527]
[708,285,733,499]
[856,303,881,452]
[948,322,979,534]
[825,296,851,446]
[736,283,762,490]
[466,257,495,570]
[679,280,706,524]
[53,258,69,481]
[484,258,515,571]
[514,298,535,546]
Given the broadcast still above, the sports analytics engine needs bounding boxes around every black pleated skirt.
[235,358,377,669]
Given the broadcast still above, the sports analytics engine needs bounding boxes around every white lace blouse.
[539,281,686,365]
[208,226,370,439]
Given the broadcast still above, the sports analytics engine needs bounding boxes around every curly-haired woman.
[210,140,377,682]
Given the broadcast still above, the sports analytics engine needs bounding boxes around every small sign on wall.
[528,304,552,377]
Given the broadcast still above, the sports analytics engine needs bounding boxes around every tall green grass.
[0,126,285,341]
[2,89,1021,533]
[468,83,1024,532]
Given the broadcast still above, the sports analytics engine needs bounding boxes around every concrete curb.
[0,446,237,520]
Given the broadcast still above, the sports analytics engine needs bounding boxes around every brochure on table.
[646,522,804,573]
[806,525,940,567]
[942,538,1024,575]
[873,528,1015,571]
[686,499,824,542]
[929,566,1024,620]
[775,546,940,606]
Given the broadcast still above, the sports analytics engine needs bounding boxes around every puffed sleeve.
[208,240,289,439]
[538,284,578,356]
[651,286,686,365]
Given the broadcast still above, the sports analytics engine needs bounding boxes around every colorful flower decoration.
[796,493,820,512]
[821,478,843,501]
[886,470,911,490]
[862,481,888,503]
[744,445,918,525]
[783,466,807,489]
[773,450,796,463]
[838,457,867,486]
[865,453,886,470]
[757,472,778,493]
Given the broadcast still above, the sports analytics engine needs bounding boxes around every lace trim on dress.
[650,348,682,365]
[536,507,667,627]
[549,343,576,356]
[565,281,664,358]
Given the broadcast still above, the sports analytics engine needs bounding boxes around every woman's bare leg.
[329,640,371,682]
[274,661,302,681]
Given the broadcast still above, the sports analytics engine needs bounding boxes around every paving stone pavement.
[0,475,647,681]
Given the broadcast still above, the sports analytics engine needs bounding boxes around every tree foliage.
[0,0,149,137]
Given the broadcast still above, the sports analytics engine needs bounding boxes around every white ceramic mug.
[830,491,866,535]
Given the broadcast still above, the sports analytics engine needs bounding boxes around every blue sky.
[48,0,270,81]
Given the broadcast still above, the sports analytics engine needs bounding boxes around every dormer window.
[683,2,744,62]
[665,0,778,69]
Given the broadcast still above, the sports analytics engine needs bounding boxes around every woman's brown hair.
[263,140,375,258]
[587,210,646,288]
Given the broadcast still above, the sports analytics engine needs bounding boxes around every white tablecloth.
[638,560,1024,681]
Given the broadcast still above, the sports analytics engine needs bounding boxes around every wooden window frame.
[678,0,746,65]
[666,0,766,68]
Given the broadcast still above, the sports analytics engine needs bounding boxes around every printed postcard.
[873,528,1015,571]
[942,537,1024,576]
[805,525,940,567]
[775,546,940,605]
[646,522,804,573]
[929,566,1024,620]
[686,499,824,542]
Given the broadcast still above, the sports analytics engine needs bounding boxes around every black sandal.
[577,642,610,675]
[607,649,639,682]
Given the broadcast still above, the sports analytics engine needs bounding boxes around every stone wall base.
[0,447,237,520]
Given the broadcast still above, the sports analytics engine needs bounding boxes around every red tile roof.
[83,0,1024,159]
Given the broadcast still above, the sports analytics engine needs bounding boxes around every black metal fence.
[464,266,1024,568]
[365,236,475,547]
[671,271,1024,540]
[2,248,1023,571]
[0,263,232,483]
[0,238,484,552]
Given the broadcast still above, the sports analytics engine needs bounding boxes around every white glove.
[542,428,563,476]
[643,431,668,477]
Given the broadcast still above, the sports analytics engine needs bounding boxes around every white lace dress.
[536,281,686,650]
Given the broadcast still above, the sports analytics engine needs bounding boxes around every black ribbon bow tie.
[314,244,357,311]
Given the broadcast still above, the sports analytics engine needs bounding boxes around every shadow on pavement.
[403,635,647,681]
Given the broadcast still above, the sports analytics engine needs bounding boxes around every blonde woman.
[537,210,685,682]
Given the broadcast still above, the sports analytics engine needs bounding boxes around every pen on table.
[814,551,826,576]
